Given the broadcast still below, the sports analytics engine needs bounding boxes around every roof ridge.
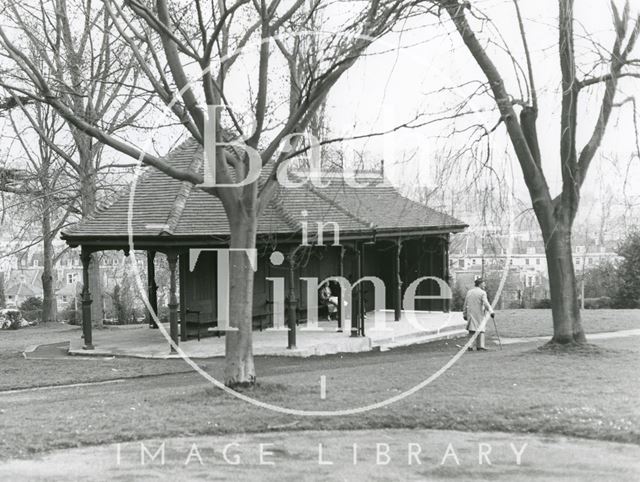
[162,151,203,235]
[271,186,301,231]
[63,137,200,235]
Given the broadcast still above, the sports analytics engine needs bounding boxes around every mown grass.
[0,331,637,460]
[1,309,636,392]
[0,323,201,391]
[489,309,639,338]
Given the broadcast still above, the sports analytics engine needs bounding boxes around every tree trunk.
[41,208,56,323]
[543,221,586,344]
[224,215,258,387]
[0,272,5,309]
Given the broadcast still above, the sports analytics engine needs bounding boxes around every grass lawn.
[489,309,639,338]
[0,323,201,391]
[1,309,636,392]
[0,323,638,460]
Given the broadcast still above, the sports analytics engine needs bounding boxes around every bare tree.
[436,0,640,344]
[0,0,423,385]
[1,101,77,323]
[0,0,153,326]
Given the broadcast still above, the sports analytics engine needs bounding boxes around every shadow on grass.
[202,381,307,398]
[533,342,614,357]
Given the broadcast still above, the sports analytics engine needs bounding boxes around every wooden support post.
[350,242,361,337]
[167,252,179,350]
[394,238,403,321]
[443,235,451,313]
[179,253,188,341]
[80,247,94,350]
[428,237,434,312]
[286,252,297,349]
[359,243,365,337]
[147,250,158,328]
[337,245,344,332]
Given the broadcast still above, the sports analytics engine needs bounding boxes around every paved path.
[66,312,465,359]
[0,428,637,481]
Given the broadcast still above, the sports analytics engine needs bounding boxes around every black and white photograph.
[0,0,639,480]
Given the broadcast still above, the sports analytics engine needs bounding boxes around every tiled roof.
[61,139,467,243]
[5,281,37,297]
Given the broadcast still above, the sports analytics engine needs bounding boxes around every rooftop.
[62,139,467,247]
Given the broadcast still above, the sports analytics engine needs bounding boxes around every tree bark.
[0,272,6,309]
[41,207,56,323]
[541,219,586,344]
[224,214,258,387]
[442,0,599,346]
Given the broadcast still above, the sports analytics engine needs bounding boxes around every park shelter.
[61,139,467,350]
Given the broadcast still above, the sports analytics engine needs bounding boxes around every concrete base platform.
[69,326,372,359]
[367,310,466,349]
[68,311,466,359]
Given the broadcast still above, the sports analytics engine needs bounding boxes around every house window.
[67,273,78,284]
[458,260,464,268]
[536,258,540,265]
[472,259,477,265]
[525,258,530,265]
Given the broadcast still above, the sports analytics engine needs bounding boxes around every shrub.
[451,284,465,311]
[533,298,552,309]
[157,306,170,323]
[583,295,618,309]
[0,308,27,329]
[583,260,622,300]
[583,298,596,309]
[597,296,612,309]
[61,305,80,325]
[19,297,42,322]
[613,231,640,308]
[112,277,138,324]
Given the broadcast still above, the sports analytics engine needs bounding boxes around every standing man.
[463,278,494,351]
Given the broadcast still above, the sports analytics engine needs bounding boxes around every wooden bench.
[185,309,220,341]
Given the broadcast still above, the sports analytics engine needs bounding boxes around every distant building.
[5,276,39,308]
[0,248,126,313]
[450,230,621,307]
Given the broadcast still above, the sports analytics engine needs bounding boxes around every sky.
[318,0,640,230]
[1,0,639,237]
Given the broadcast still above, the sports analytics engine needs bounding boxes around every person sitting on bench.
[319,284,339,321]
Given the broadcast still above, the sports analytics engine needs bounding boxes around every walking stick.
[492,314,502,350]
